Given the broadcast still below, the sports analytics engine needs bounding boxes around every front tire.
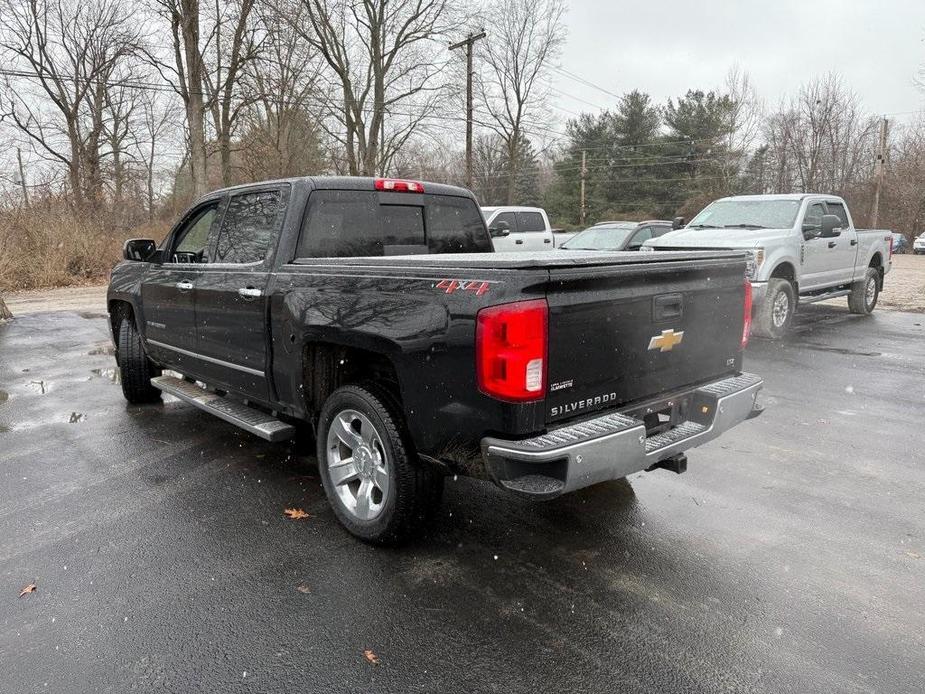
[317,384,443,545]
[117,318,162,404]
[848,267,879,315]
[752,278,795,339]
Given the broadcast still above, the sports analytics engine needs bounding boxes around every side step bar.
[151,375,295,442]
[800,288,851,304]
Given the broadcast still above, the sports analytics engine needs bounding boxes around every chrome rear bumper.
[481,373,763,498]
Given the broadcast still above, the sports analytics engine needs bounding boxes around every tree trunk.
[0,296,12,321]
[182,0,208,197]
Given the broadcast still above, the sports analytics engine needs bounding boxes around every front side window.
[214,188,286,264]
[170,204,219,263]
[627,226,654,249]
[516,211,546,232]
[826,202,849,228]
[803,202,826,232]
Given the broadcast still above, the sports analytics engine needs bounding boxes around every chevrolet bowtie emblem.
[648,329,684,352]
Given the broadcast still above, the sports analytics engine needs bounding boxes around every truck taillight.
[375,178,424,193]
[742,281,753,349]
[476,299,548,402]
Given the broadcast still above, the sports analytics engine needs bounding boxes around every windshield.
[561,225,635,250]
[688,199,801,229]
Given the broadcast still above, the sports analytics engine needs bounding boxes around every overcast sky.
[551,0,924,130]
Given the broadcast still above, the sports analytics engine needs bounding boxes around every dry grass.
[0,207,168,291]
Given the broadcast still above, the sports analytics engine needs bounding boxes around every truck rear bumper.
[481,373,763,498]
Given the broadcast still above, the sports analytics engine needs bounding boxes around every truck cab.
[481,206,554,252]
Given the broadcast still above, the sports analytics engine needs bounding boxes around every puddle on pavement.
[78,312,107,319]
[91,368,121,383]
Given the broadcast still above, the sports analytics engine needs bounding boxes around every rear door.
[194,185,289,399]
[544,254,747,424]
[516,210,554,251]
[141,199,222,370]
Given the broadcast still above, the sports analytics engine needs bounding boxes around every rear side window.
[297,191,491,258]
[517,211,546,232]
[214,188,287,264]
[825,201,849,228]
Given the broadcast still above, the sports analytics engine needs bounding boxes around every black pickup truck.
[108,176,763,544]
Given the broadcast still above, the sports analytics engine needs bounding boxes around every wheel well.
[302,343,401,415]
[869,253,884,287]
[770,262,797,290]
[108,300,134,349]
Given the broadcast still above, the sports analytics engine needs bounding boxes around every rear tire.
[752,278,795,339]
[117,318,162,404]
[317,384,443,545]
[848,267,879,315]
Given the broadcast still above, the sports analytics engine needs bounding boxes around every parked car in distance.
[891,232,909,254]
[560,220,673,251]
[108,176,763,544]
[481,205,554,251]
[914,234,925,255]
[646,194,892,339]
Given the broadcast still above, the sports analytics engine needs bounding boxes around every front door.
[515,210,554,251]
[488,211,521,251]
[194,185,289,399]
[800,201,840,291]
[141,200,222,371]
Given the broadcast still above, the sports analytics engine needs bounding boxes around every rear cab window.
[297,190,491,258]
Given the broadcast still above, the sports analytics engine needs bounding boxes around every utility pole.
[871,116,889,227]
[15,148,29,207]
[579,149,587,225]
[450,30,486,189]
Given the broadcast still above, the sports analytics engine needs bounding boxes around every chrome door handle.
[176,280,193,292]
[238,287,263,299]
[544,238,552,243]
[850,239,858,246]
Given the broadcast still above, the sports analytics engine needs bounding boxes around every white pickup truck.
[647,194,892,338]
[481,206,555,251]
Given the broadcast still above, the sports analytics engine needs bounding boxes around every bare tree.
[203,0,260,186]
[0,0,142,210]
[478,0,566,204]
[763,74,878,194]
[238,0,326,180]
[148,0,209,197]
[134,89,180,220]
[293,0,450,176]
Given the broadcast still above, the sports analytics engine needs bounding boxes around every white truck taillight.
[742,280,753,349]
[476,299,548,402]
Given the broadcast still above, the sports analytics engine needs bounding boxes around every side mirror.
[489,221,511,238]
[672,216,685,230]
[820,214,841,238]
[123,238,157,261]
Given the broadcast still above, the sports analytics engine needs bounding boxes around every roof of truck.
[199,176,474,200]
[717,193,844,202]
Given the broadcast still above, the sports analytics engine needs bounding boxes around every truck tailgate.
[544,253,748,424]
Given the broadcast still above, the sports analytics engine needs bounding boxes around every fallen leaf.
[284,508,311,520]
[906,551,921,559]
[295,584,311,594]
[18,582,37,598]
[363,649,380,665]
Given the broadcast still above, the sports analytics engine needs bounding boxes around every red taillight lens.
[742,280,753,349]
[476,299,548,402]
[375,178,424,193]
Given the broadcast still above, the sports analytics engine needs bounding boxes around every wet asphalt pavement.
[1,305,923,693]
